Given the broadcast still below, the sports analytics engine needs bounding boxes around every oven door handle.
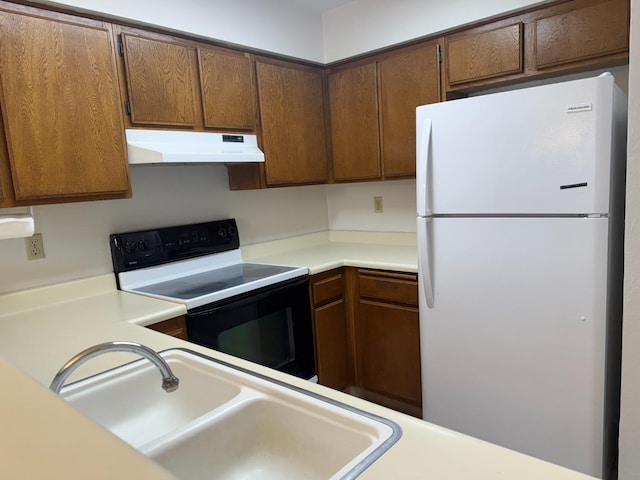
[186,276,309,318]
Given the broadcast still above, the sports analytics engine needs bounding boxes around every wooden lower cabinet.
[353,269,422,418]
[309,270,350,390]
[146,316,188,340]
[314,299,350,390]
[356,301,421,414]
[309,267,422,418]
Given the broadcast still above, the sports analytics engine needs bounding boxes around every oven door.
[185,276,316,380]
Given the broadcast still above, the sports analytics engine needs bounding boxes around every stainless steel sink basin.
[62,348,401,479]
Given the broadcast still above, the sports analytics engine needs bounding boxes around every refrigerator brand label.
[566,103,593,114]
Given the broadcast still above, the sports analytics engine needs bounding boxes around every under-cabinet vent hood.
[125,129,265,165]
[0,207,35,240]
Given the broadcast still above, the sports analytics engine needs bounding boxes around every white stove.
[111,219,307,310]
[117,249,307,310]
[110,219,316,380]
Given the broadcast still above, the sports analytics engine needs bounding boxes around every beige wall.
[35,0,326,61]
[618,0,640,477]
[2,4,639,476]
[0,167,329,294]
[321,0,546,62]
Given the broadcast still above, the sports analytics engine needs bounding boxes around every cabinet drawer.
[311,272,344,307]
[358,270,418,307]
[147,316,188,340]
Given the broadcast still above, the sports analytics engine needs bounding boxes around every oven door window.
[217,309,295,370]
[186,277,315,380]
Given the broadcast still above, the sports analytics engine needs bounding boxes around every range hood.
[125,129,265,164]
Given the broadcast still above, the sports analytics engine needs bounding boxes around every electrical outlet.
[25,233,45,260]
[374,196,383,213]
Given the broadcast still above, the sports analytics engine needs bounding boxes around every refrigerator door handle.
[416,118,432,217]
[417,216,434,308]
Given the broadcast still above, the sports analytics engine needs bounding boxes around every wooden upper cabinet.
[446,23,523,86]
[378,44,441,178]
[121,34,198,127]
[328,63,381,182]
[255,60,328,186]
[444,0,629,93]
[534,0,629,69]
[0,5,130,204]
[198,48,256,131]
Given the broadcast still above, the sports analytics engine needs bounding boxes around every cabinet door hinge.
[437,44,443,63]
[124,100,131,116]
[118,40,124,56]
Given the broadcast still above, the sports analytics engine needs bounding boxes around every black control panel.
[110,219,240,273]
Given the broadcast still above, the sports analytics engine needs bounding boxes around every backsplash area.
[327,180,416,232]
[0,168,417,294]
[0,166,329,294]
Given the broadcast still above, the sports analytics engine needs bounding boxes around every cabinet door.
[446,23,523,86]
[0,8,129,202]
[328,63,380,182]
[378,44,441,178]
[198,48,256,131]
[354,269,422,416]
[121,34,198,127]
[147,316,188,340]
[256,61,328,185]
[314,299,349,390]
[358,300,421,406]
[534,0,629,69]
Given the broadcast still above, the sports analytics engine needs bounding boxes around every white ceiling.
[278,0,355,13]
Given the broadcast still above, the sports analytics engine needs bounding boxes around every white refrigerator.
[416,73,626,478]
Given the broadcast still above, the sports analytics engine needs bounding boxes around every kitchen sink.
[146,397,388,480]
[61,348,401,479]
[61,353,242,448]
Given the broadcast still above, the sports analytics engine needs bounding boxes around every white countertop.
[0,233,596,479]
[241,230,418,274]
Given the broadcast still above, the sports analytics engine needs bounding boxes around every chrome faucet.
[49,341,180,394]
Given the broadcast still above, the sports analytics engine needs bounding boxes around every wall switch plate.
[374,196,383,213]
[25,233,45,260]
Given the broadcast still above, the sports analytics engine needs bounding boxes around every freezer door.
[419,217,611,477]
[416,74,618,215]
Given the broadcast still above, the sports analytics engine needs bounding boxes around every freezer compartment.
[418,216,618,478]
[416,74,626,216]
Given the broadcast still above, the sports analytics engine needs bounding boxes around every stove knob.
[227,225,237,237]
[124,242,135,254]
[137,240,148,252]
[218,227,227,238]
